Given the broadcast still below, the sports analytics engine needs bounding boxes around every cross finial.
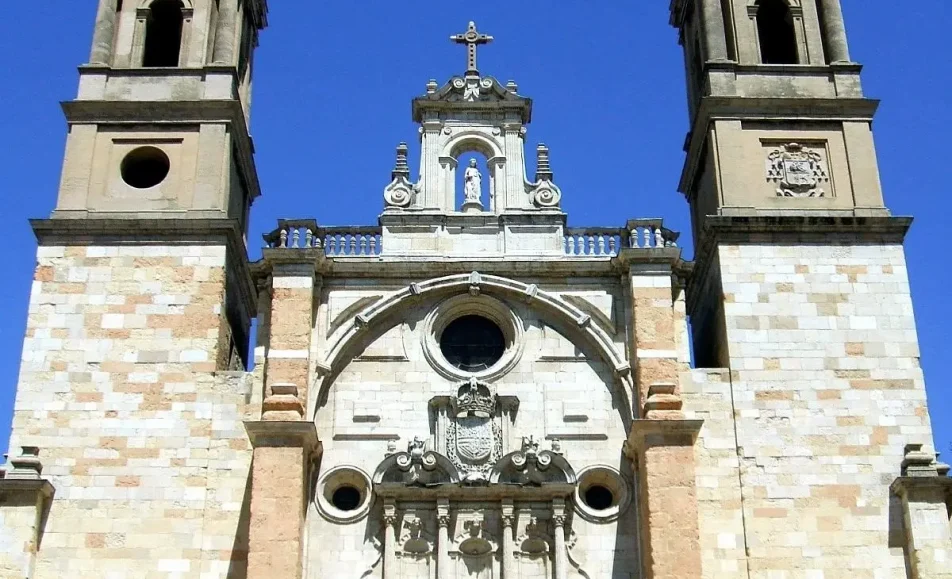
[451,21,494,76]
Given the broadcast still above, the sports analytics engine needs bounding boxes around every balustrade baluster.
[360,235,368,255]
[597,235,606,255]
[279,229,288,248]
[609,236,617,255]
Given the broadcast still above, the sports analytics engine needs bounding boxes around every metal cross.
[451,21,494,75]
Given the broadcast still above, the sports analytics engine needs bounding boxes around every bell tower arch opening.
[142,0,186,67]
[754,0,799,64]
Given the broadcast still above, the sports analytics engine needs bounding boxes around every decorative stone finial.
[506,80,518,93]
[535,143,553,182]
[901,444,941,477]
[392,142,410,180]
[426,79,438,94]
[6,446,43,480]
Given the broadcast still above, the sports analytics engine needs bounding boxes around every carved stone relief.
[765,142,830,197]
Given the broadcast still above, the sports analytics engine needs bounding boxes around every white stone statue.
[463,158,482,203]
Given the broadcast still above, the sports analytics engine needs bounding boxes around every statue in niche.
[463,158,483,204]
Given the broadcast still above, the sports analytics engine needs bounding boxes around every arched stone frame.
[131,0,195,67]
[439,131,506,213]
[311,272,634,425]
[745,0,808,65]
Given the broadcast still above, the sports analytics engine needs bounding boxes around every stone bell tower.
[1,1,267,575]
[671,2,950,578]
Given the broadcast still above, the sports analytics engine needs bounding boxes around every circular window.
[315,466,373,524]
[583,485,615,511]
[422,294,525,382]
[120,146,170,189]
[331,485,362,511]
[439,315,505,372]
[575,465,630,523]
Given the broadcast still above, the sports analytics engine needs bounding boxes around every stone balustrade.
[264,220,383,256]
[564,220,679,256]
[266,219,677,259]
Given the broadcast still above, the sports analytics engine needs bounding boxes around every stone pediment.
[412,75,533,123]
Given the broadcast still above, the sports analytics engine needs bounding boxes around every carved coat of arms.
[446,379,502,482]
[766,143,829,198]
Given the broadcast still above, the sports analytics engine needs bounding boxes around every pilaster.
[0,448,54,579]
[627,259,687,419]
[891,445,952,579]
[244,421,320,579]
[627,420,704,579]
[262,261,317,420]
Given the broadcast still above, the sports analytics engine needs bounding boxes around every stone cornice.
[60,99,261,201]
[0,478,55,499]
[679,96,880,196]
[626,419,704,452]
[890,475,952,498]
[244,420,321,454]
[31,217,257,320]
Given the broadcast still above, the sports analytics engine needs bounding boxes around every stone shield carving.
[455,416,493,463]
[446,379,503,482]
[766,142,830,198]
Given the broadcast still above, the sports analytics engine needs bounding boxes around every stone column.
[699,0,730,61]
[628,420,704,579]
[437,499,451,579]
[552,499,569,579]
[501,500,515,578]
[891,445,952,579]
[817,0,851,62]
[383,501,398,579]
[89,0,119,65]
[263,263,316,420]
[244,422,319,579]
[212,0,240,65]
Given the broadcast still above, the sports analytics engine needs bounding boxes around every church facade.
[1,1,950,578]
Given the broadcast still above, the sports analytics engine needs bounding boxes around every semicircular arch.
[312,273,633,421]
[443,131,503,160]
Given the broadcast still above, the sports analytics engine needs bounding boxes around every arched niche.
[438,132,507,213]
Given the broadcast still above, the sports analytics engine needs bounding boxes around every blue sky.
[0,2,949,456]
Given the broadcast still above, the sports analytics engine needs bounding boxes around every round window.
[331,485,362,511]
[583,485,615,511]
[439,315,505,372]
[120,146,170,189]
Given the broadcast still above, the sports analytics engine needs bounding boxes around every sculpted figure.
[464,158,482,202]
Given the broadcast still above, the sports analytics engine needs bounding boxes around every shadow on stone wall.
[227,469,253,579]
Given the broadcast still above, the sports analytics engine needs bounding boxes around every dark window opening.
[756,0,799,64]
[584,485,615,511]
[120,146,170,188]
[439,315,505,372]
[721,0,737,60]
[143,0,184,67]
[331,486,362,511]
[116,0,124,13]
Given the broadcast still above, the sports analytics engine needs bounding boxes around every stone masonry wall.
[6,245,254,578]
[307,288,638,579]
[701,242,936,579]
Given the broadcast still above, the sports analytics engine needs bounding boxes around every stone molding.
[244,420,321,455]
[626,419,704,452]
